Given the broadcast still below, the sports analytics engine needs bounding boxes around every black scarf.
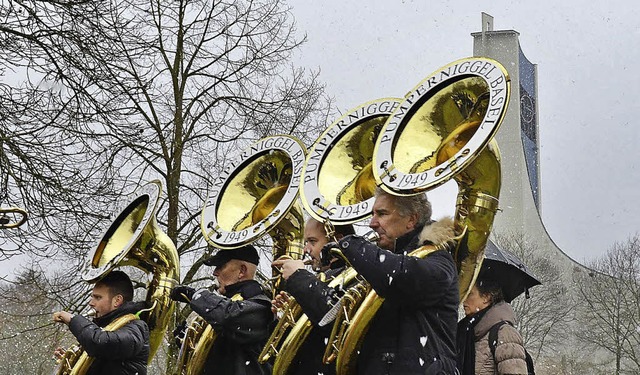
[456,307,489,375]
[392,225,423,253]
[93,300,148,328]
[222,279,264,299]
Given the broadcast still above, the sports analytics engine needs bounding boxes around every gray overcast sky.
[287,0,640,263]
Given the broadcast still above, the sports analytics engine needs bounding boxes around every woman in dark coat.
[456,274,528,375]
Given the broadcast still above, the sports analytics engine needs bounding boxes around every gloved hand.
[173,319,188,347]
[319,241,340,268]
[170,285,196,303]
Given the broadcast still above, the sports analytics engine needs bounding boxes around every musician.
[170,245,272,375]
[271,218,355,375]
[52,270,150,375]
[331,187,458,374]
[277,218,354,275]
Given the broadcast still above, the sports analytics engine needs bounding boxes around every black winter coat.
[68,301,150,375]
[190,280,273,375]
[284,264,345,375]
[339,219,459,375]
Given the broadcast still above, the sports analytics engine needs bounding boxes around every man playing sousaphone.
[328,188,458,374]
[52,270,150,375]
[170,245,273,375]
[271,218,355,375]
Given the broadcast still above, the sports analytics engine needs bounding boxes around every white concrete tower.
[472,13,583,270]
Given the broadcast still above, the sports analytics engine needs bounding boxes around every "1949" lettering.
[223,229,249,243]
[398,173,429,188]
[335,201,370,218]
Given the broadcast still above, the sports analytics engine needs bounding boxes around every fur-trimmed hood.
[392,216,456,254]
[418,216,455,246]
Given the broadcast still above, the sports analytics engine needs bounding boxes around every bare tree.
[574,234,640,375]
[0,72,112,263]
[492,232,576,365]
[0,268,68,374]
[0,0,331,371]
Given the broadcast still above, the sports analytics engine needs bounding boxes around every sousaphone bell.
[201,135,307,262]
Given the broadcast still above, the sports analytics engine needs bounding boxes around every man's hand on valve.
[271,258,305,281]
[170,285,196,304]
[270,291,291,315]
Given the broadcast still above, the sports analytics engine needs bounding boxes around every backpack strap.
[489,320,536,375]
[488,320,511,360]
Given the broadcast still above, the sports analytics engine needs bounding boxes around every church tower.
[472,13,583,271]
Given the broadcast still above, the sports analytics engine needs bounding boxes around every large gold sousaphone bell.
[329,57,510,374]
[175,135,307,375]
[263,98,402,374]
[200,135,307,260]
[54,180,180,375]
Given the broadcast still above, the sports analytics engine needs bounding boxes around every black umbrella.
[480,240,542,303]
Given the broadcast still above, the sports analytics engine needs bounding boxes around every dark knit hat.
[203,245,259,267]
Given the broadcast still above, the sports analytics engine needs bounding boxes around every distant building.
[471,13,585,273]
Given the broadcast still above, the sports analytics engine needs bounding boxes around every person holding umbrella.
[456,241,540,375]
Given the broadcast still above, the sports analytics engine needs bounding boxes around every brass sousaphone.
[55,180,180,375]
[333,57,511,374]
[265,98,402,374]
[175,135,307,375]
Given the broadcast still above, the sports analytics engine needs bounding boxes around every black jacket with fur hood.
[339,218,459,375]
